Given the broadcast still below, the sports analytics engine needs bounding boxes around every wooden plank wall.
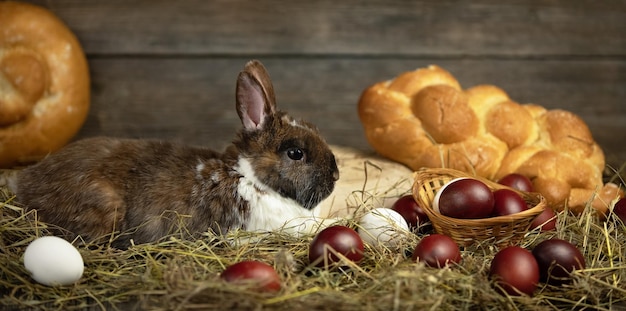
[20,0,626,169]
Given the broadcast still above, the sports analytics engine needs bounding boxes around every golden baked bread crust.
[0,1,90,168]
[358,65,622,215]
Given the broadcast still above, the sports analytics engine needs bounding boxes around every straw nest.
[1,165,625,311]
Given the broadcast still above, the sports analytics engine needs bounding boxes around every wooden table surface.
[21,0,626,168]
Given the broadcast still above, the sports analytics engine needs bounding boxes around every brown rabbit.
[12,60,340,247]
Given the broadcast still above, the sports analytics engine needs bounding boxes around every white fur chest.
[235,157,324,236]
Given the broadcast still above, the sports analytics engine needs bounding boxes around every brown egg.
[532,239,585,285]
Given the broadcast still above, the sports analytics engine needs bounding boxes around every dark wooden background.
[21,0,626,168]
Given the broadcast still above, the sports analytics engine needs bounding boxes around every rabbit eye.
[287,147,305,161]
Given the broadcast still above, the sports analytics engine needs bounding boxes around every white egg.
[357,207,410,248]
[23,236,84,286]
[432,177,469,213]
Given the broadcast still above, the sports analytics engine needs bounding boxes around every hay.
[1,171,625,311]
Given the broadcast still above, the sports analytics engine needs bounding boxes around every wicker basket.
[412,168,546,248]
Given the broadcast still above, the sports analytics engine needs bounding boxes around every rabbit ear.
[236,60,277,130]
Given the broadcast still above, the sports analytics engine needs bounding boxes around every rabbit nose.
[329,154,340,181]
[332,169,340,181]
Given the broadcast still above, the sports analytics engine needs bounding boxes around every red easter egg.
[497,173,533,192]
[391,195,430,231]
[490,246,539,296]
[412,234,461,268]
[532,238,585,285]
[309,225,364,268]
[530,207,557,231]
[220,260,281,292]
[613,198,626,223]
[492,189,528,216]
[434,178,494,219]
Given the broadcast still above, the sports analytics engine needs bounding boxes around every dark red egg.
[434,178,494,219]
[492,189,528,216]
[391,195,430,231]
[220,260,281,292]
[498,173,534,192]
[613,198,626,223]
[532,239,585,285]
[412,234,461,268]
[309,225,364,268]
[489,246,539,296]
[530,207,557,231]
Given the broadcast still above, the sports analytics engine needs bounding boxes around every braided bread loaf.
[0,1,90,168]
[358,65,622,215]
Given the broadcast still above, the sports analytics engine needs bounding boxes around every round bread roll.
[0,1,90,168]
[358,65,622,216]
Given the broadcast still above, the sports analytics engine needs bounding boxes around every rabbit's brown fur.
[14,60,339,247]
